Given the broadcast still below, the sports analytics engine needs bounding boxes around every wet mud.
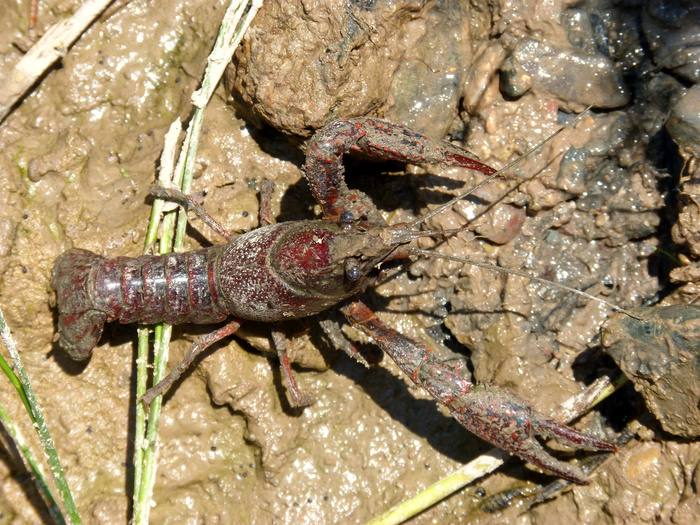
[1,0,699,523]
[603,305,700,439]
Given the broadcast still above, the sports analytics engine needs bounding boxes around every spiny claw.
[304,118,496,219]
[530,410,618,453]
[418,365,616,484]
[517,409,617,484]
[342,299,615,484]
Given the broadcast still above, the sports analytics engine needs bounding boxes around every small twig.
[0,0,115,123]
[29,0,39,28]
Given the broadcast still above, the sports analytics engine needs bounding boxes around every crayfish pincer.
[51,117,615,483]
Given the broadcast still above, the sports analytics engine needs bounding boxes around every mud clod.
[603,305,700,439]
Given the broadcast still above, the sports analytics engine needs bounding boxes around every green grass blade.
[0,401,65,524]
[0,351,32,417]
[0,307,80,524]
[131,1,262,522]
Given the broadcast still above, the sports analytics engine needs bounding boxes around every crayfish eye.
[339,211,355,231]
[344,259,362,281]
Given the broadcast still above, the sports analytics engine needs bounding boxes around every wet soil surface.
[1,0,699,523]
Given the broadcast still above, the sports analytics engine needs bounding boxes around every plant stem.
[0,307,80,524]
[131,1,262,522]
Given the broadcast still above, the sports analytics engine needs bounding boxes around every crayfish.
[51,117,617,483]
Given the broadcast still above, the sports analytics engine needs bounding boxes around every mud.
[0,0,699,524]
[602,305,700,439]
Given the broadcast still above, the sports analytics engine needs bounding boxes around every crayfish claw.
[421,372,615,484]
[508,436,591,484]
[473,390,617,484]
[530,411,618,453]
[341,298,615,484]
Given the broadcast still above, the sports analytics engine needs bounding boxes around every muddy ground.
[1,0,699,523]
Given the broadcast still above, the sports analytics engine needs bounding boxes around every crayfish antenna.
[410,248,643,321]
[398,104,644,323]
[409,106,593,230]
